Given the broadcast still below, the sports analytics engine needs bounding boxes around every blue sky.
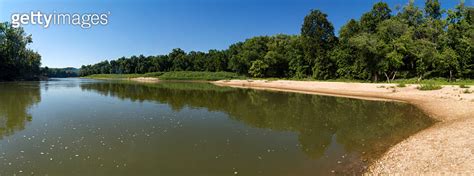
[0,0,468,68]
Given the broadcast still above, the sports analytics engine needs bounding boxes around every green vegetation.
[86,71,242,81]
[397,83,407,88]
[0,23,41,81]
[417,83,443,91]
[158,71,242,81]
[80,1,473,83]
[41,67,79,78]
[392,78,474,85]
[460,84,471,88]
[142,72,165,77]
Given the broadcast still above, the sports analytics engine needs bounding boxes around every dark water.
[0,78,434,175]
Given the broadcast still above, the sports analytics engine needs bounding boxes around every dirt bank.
[213,80,474,174]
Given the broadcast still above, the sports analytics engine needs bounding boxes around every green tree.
[249,60,269,78]
[301,10,337,79]
[0,23,42,81]
[169,48,188,71]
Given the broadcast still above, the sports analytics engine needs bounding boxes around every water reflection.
[0,82,41,139]
[81,81,434,171]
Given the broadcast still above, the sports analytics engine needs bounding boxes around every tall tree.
[301,10,337,79]
[169,48,188,71]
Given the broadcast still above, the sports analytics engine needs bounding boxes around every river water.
[0,78,434,175]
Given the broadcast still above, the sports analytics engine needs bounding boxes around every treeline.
[80,0,473,82]
[0,23,42,81]
[41,67,79,78]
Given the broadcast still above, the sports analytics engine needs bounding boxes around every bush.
[460,84,470,88]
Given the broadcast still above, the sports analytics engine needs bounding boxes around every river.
[0,78,434,175]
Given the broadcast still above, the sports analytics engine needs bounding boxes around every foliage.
[157,71,242,81]
[0,23,41,81]
[301,10,337,80]
[41,67,79,78]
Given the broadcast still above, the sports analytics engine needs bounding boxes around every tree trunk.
[391,71,397,82]
[449,70,453,81]
[384,72,390,83]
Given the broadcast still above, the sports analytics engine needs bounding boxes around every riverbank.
[213,80,474,174]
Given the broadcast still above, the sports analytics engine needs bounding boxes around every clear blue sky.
[0,0,468,68]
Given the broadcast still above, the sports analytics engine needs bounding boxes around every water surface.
[0,78,434,175]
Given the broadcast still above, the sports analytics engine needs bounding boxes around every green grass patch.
[393,78,474,86]
[460,84,470,88]
[417,83,442,91]
[158,71,243,81]
[84,71,243,81]
[142,72,165,77]
[397,83,406,87]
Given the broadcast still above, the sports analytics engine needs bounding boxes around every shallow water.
[0,78,434,175]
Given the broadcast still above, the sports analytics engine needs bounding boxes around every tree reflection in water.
[0,82,41,139]
[80,81,434,169]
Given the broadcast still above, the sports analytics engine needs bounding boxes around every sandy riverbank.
[213,80,474,174]
[130,77,161,83]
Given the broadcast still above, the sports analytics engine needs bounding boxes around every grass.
[460,84,471,88]
[142,72,165,77]
[158,71,243,81]
[417,83,442,91]
[397,83,406,87]
[85,71,243,81]
[392,78,474,86]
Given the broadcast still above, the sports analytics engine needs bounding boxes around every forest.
[41,67,79,78]
[0,23,42,81]
[80,0,474,82]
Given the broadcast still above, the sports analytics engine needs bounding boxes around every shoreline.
[213,80,474,174]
